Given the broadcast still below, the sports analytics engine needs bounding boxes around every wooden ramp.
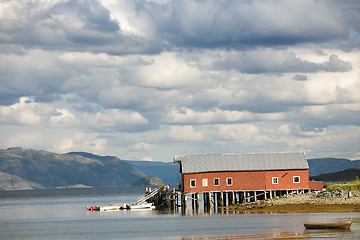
[134,188,159,205]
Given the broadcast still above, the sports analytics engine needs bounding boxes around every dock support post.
[254,191,257,201]
[183,194,187,213]
[231,192,235,205]
[196,193,199,212]
[219,192,224,207]
[207,192,212,212]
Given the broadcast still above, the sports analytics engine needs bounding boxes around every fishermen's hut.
[174,152,323,205]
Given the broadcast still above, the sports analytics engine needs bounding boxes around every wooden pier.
[145,186,316,213]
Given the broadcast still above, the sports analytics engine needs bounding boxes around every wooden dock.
[144,186,318,213]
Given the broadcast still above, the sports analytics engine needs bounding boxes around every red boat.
[304,221,352,229]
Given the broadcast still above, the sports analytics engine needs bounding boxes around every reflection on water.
[183,229,354,240]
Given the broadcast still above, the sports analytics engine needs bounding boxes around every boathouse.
[174,152,323,196]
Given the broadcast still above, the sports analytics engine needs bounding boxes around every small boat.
[126,202,156,210]
[99,204,127,211]
[304,221,352,229]
[86,204,126,212]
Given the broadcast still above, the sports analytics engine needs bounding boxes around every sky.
[0,0,359,162]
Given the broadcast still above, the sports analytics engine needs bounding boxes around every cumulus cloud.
[0,0,160,54]
[210,50,352,74]
[132,142,157,151]
[151,0,348,48]
[293,74,308,81]
[93,109,148,132]
[0,0,359,160]
[169,125,203,141]
[133,52,202,88]
[165,107,285,124]
[0,97,53,125]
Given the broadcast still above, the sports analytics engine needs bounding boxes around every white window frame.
[202,178,208,187]
[293,176,300,183]
[190,179,196,188]
[272,177,279,184]
[214,178,220,186]
[226,177,233,186]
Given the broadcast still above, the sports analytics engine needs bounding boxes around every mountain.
[310,168,360,182]
[0,171,37,190]
[0,148,145,190]
[307,158,360,176]
[124,160,180,186]
[132,176,164,187]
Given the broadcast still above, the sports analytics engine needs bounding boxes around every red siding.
[182,169,310,193]
[264,170,309,190]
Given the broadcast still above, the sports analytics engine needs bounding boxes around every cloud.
[0,0,160,55]
[0,0,359,161]
[293,74,308,81]
[133,52,202,88]
[151,0,348,48]
[49,108,79,127]
[53,132,107,153]
[169,125,203,141]
[92,109,148,132]
[132,142,157,151]
[165,107,285,124]
[0,97,53,125]
[210,50,352,74]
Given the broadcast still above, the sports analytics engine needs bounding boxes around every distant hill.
[0,171,38,190]
[133,176,164,187]
[310,168,360,182]
[0,148,144,190]
[307,158,360,176]
[124,160,180,186]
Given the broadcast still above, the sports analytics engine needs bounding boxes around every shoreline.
[221,191,360,213]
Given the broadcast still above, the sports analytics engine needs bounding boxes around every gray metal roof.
[174,152,308,174]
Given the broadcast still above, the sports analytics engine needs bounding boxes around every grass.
[324,179,360,191]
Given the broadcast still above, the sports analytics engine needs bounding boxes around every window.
[272,177,278,184]
[202,178,208,187]
[293,176,300,183]
[226,177,232,186]
[190,179,196,188]
[214,178,220,186]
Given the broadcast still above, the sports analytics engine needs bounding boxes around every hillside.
[310,168,360,182]
[124,160,180,186]
[0,148,145,190]
[0,171,36,190]
[307,158,360,176]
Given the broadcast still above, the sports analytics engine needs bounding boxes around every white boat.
[99,204,126,211]
[126,202,156,210]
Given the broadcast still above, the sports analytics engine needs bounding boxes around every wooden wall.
[182,169,311,193]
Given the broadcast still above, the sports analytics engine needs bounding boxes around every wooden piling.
[196,193,200,211]
[207,192,212,212]
[183,194,187,212]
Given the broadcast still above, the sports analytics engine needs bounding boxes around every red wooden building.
[174,152,323,196]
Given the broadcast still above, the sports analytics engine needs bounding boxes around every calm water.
[0,187,360,239]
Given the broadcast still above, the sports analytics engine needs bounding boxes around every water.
[1,188,360,239]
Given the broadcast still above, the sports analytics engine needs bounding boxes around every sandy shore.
[222,191,360,213]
